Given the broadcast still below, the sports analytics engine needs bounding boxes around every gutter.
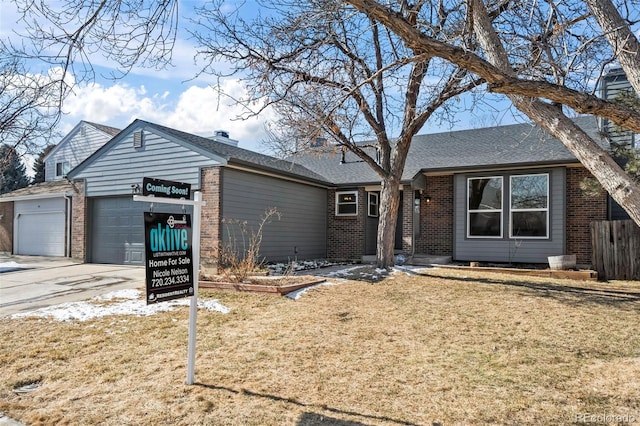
[419,160,582,176]
[0,192,70,202]
[64,192,72,258]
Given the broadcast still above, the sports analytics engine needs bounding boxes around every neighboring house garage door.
[14,198,66,256]
[89,196,191,265]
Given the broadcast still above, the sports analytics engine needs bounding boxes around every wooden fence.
[591,220,640,281]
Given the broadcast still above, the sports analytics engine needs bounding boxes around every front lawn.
[1,267,639,425]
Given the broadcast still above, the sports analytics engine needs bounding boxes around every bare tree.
[191,0,482,268]
[345,0,640,226]
[586,0,640,94]
[2,0,180,154]
[0,47,61,163]
[7,0,640,263]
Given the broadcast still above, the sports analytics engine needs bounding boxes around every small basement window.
[336,191,358,216]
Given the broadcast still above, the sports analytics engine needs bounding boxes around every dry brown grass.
[1,268,640,425]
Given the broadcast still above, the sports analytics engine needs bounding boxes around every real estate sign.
[144,212,194,304]
[142,177,191,199]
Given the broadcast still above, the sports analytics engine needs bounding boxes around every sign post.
[134,180,204,385]
[186,191,202,385]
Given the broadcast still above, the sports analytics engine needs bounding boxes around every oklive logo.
[149,215,189,252]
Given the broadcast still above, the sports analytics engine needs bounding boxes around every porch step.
[407,255,452,266]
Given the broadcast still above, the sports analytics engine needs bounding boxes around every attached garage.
[89,196,145,264]
[67,119,330,267]
[89,196,191,265]
[14,198,67,256]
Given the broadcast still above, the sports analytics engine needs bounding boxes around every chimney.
[310,137,327,148]
[210,130,239,147]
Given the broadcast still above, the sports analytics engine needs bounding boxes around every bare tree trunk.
[377,177,401,269]
[470,0,640,226]
[514,99,640,224]
[585,0,640,95]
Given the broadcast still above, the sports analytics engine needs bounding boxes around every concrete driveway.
[0,255,144,317]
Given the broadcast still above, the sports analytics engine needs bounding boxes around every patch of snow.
[0,261,26,273]
[267,259,350,275]
[199,299,231,314]
[11,289,230,322]
[323,265,362,277]
[392,265,430,275]
[285,281,339,300]
[94,288,141,301]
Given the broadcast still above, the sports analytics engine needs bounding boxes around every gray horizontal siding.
[74,130,222,196]
[221,168,327,262]
[454,168,565,263]
[601,73,635,146]
[46,124,111,181]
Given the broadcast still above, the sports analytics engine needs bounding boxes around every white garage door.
[15,198,66,256]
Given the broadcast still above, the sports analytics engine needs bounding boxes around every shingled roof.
[68,116,607,188]
[84,121,121,137]
[137,121,332,185]
[290,116,608,185]
[0,180,73,200]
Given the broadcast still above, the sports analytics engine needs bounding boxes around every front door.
[364,191,403,255]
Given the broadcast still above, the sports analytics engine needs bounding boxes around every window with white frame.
[510,173,549,238]
[368,192,379,217]
[467,176,503,238]
[55,161,70,178]
[336,191,358,216]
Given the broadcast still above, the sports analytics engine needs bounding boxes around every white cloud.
[3,1,276,155]
[64,82,165,123]
[165,81,277,144]
[60,79,277,152]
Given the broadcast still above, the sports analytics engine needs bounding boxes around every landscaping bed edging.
[199,276,326,295]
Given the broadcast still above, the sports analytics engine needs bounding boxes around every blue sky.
[0,0,525,157]
[1,0,281,154]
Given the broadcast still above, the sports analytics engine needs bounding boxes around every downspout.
[64,193,72,258]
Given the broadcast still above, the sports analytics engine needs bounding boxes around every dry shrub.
[218,207,281,283]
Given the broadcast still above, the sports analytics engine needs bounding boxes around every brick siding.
[71,180,87,261]
[326,187,417,260]
[0,201,14,253]
[200,167,222,273]
[401,189,414,253]
[327,188,365,260]
[415,175,454,256]
[565,167,607,265]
